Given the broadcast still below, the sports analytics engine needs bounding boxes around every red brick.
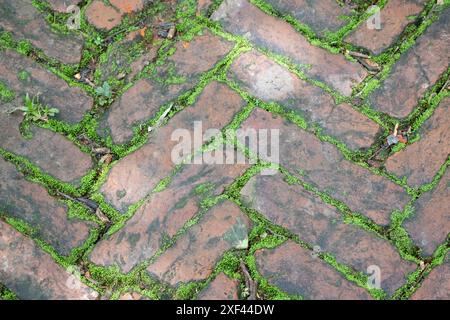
[0,220,98,300]
[47,0,82,12]
[405,169,450,256]
[0,50,92,124]
[411,254,450,300]
[109,0,144,14]
[0,53,93,184]
[0,0,84,64]
[90,154,249,273]
[0,122,93,184]
[240,108,409,225]
[265,0,351,37]
[229,50,380,150]
[385,97,450,188]
[0,157,96,256]
[346,0,427,55]
[369,8,450,118]
[99,81,245,212]
[85,0,123,30]
[212,0,367,96]
[198,273,239,300]
[255,241,373,299]
[241,173,416,295]
[119,292,149,300]
[99,31,234,144]
[147,201,250,286]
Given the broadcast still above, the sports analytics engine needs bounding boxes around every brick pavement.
[0,0,448,300]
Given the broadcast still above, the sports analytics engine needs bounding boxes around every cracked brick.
[241,173,416,295]
[0,157,96,256]
[0,0,84,64]
[90,152,249,273]
[385,97,450,188]
[369,8,450,118]
[98,30,234,145]
[240,108,410,225]
[147,200,250,286]
[405,168,450,256]
[0,51,93,184]
[265,0,352,37]
[255,241,373,299]
[212,0,367,96]
[0,219,98,300]
[198,273,239,300]
[0,50,92,124]
[346,0,427,55]
[229,50,380,150]
[99,81,246,212]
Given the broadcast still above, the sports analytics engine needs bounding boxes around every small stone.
[387,135,399,146]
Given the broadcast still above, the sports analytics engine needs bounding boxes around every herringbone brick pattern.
[0,0,448,300]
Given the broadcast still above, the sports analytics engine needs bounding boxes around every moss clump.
[0,81,15,102]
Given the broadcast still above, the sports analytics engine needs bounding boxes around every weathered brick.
[255,241,372,299]
[0,219,98,300]
[265,0,351,37]
[346,0,427,55]
[118,292,149,300]
[369,8,450,118]
[212,0,367,96]
[0,121,93,184]
[147,200,250,286]
[229,50,380,150]
[0,0,84,64]
[47,0,82,12]
[241,173,416,295]
[240,108,409,225]
[405,169,450,256]
[385,97,450,188]
[412,254,449,300]
[100,81,245,212]
[0,52,93,184]
[98,31,233,144]
[0,50,92,124]
[90,154,249,273]
[198,273,239,300]
[85,0,123,30]
[0,157,96,256]
[109,0,145,14]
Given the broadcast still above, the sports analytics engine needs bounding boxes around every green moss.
[0,81,15,102]
[0,284,18,300]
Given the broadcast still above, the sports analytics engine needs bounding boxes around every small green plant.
[18,70,30,81]
[95,81,112,106]
[14,93,59,122]
[93,35,103,46]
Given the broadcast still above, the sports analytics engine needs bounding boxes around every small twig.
[439,79,450,95]
[240,259,257,300]
[148,104,173,133]
[347,50,371,59]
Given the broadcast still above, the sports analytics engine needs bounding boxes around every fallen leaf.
[99,153,113,165]
[139,27,147,38]
[95,208,110,224]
